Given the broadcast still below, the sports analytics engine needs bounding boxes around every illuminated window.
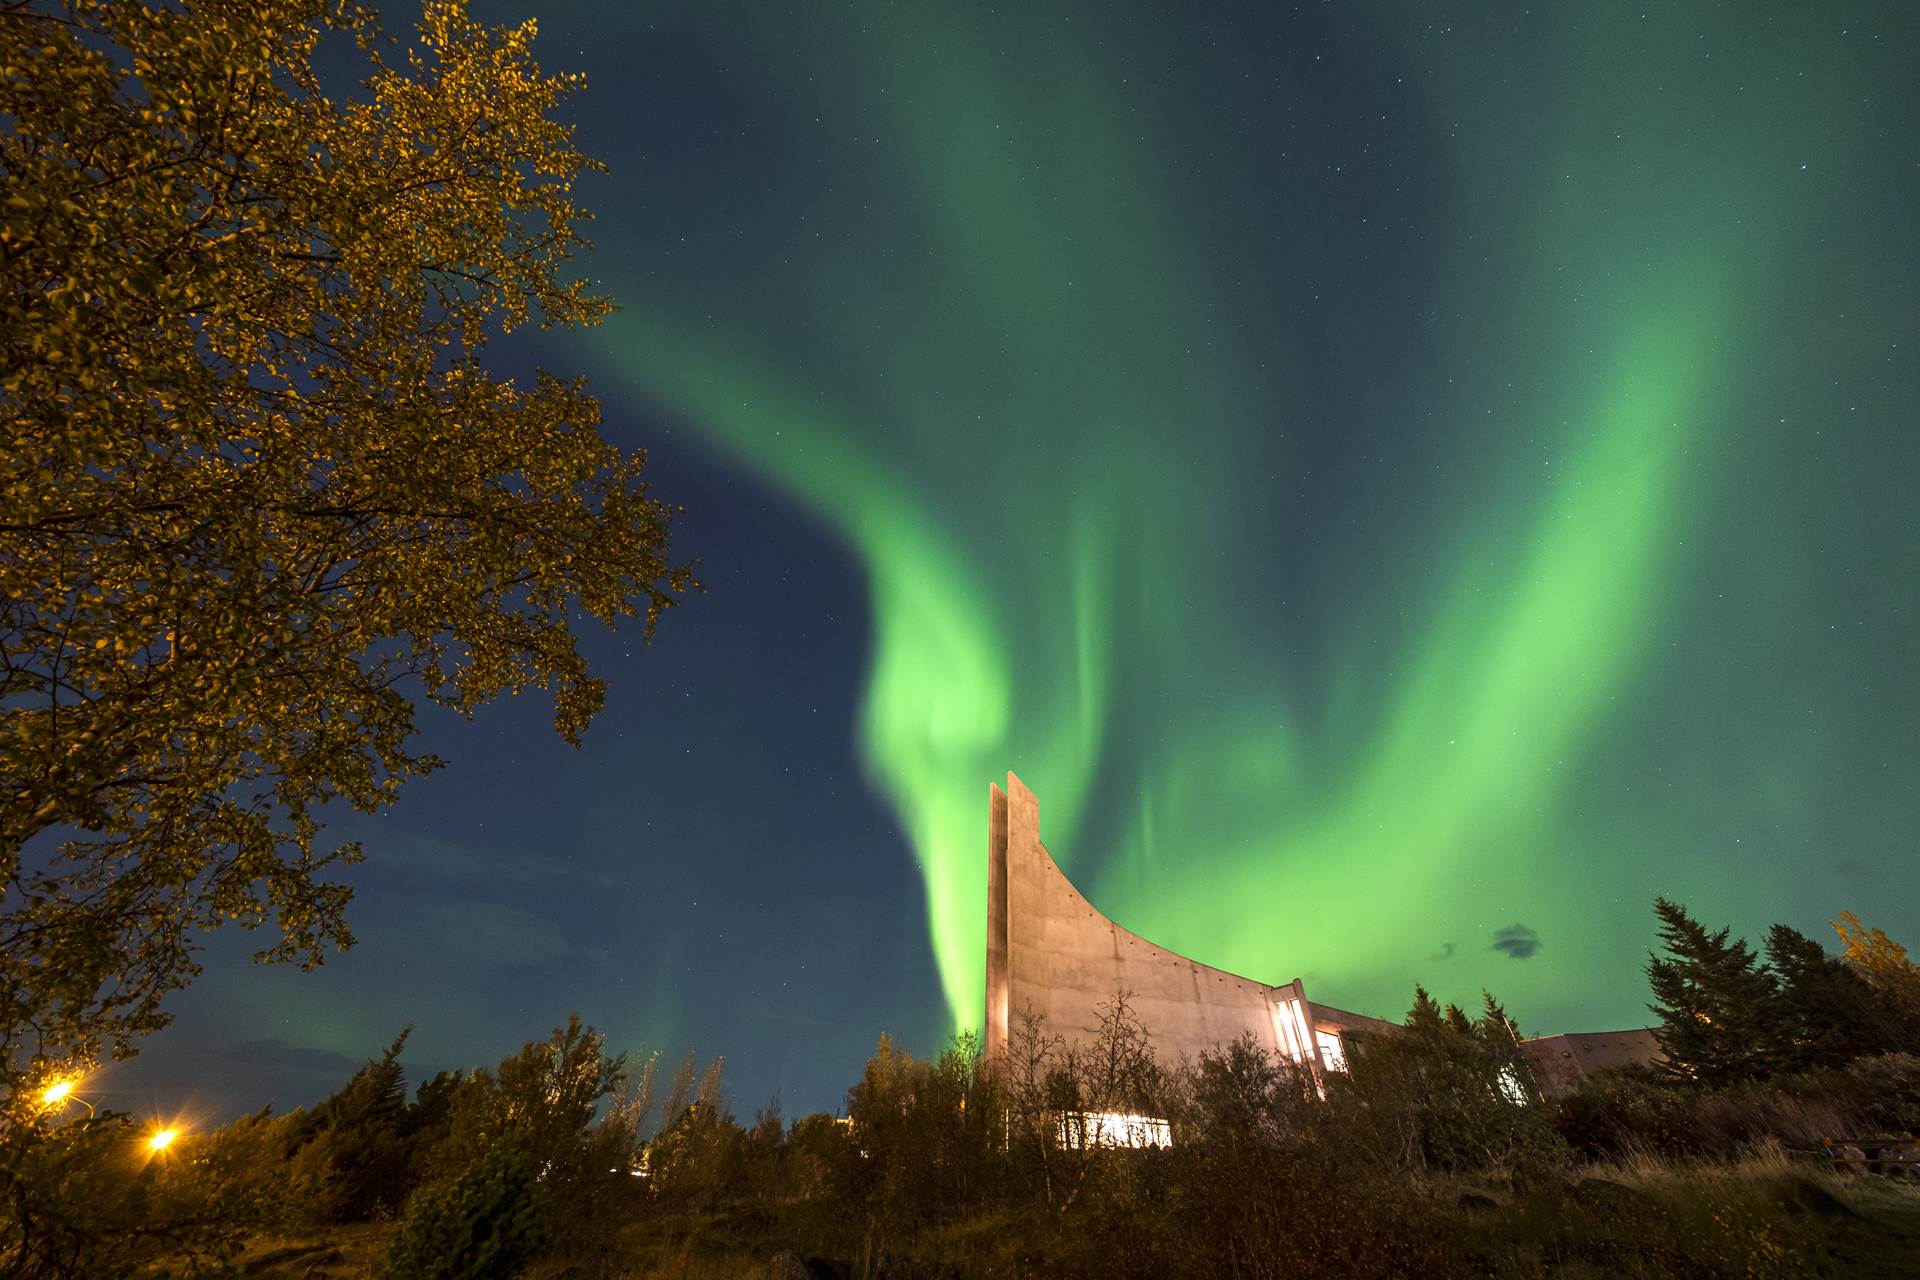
[1056,1111,1172,1149]
[1315,1030,1348,1073]
[1497,1065,1531,1105]
[1272,997,1314,1064]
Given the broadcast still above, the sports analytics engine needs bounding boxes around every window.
[1272,997,1314,1064]
[1056,1111,1172,1149]
[1315,1030,1348,1073]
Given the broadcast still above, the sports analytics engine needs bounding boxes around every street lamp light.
[147,1127,178,1154]
[34,1074,93,1117]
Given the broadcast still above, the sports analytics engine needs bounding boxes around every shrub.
[0,1109,297,1279]
[1554,1055,1920,1163]
[386,1139,547,1280]
[1835,1052,1920,1135]
[1553,1068,1704,1159]
[1331,1027,1568,1182]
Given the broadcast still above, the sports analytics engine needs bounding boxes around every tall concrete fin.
[995,770,1299,1064]
[985,781,1010,1062]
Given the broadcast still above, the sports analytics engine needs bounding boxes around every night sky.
[113,1,1918,1126]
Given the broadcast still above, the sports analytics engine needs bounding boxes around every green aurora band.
[590,2,1918,1034]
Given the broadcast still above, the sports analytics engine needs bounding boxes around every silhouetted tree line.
[1646,899,1920,1084]
[6,906,1918,1277]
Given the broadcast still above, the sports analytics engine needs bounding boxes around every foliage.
[646,1074,747,1214]
[0,0,691,1101]
[409,1013,643,1276]
[10,999,1918,1278]
[1329,990,1566,1183]
[1645,900,1919,1087]
[0,1108,295,1279]
[1184,1032,1319,1157]
[1645,897,1778,1085]
[1761,923,1894,1071]
[386,1137,547,1280]
[1833,910,1920,1036]
[284,1029,414,1224]
[1550,1066,1705,1160]
[1551,1052,1920,1162]
[1835,1051,1920,1137]
[842,1029,1007,1252]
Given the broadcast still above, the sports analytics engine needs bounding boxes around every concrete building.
[982,771,1660,1096]
[984,772,1398,1083]
[1519,1029,1663,1096]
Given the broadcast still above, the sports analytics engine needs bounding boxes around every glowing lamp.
[39,1079,75,1109]
[147,1127,179,1153]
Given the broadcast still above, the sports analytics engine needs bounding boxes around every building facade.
[983,772,1659,1096]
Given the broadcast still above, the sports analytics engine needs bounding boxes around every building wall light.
[1056,1111,1172,1150]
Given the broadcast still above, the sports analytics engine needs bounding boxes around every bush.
[1553,1067,1705,1160]
[1835,1052,1920,1135]
[1554,1054,1920,1163]
[0,1109,295,1279]
[1330,1028,1568,1183]
[386,1139,547,1280]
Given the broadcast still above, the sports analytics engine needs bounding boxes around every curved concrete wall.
[984,773,1387,1074]
[980,772,1657,1101]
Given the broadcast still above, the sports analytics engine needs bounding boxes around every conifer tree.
[1477,991,1520,1042]
[1475,990,1536,1100]
[288,1029,415,1223]
[1645,897,1776,1085]
[1405,986,1445,1035]
[1763,924,1889,1071]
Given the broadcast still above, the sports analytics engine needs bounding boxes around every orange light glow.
[147,1127,179,1153]
[39,1079,75,1109]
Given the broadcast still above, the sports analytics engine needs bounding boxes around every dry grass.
[144,1148,1920,1280]
[167,1222,390,1278]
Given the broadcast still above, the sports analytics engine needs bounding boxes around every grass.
[1436,1141,1920,1279]
[173,1155,1920,1279]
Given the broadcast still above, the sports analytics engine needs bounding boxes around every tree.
[1404,985,1446,1035]
[0,0,692,1104]
[646,1051,745,1213]
[286,1028,415,1223]
[386,1137,547,1280]
[1645,898,1776,1085]
[1761,924,1891,1071]
[1832,910,1920,1038]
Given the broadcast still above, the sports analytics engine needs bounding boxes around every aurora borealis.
[590,1,1916,1032]
[121,1,1917,1116]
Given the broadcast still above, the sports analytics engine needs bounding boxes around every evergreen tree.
[1645,897,1776,1085]
[290,1030,414,1222]
[1478,991,1520,1042]
[1405,986,1445,1035]
[1442,1004,1475,1037]
[1763,925,1889,1071]
[1475,991,1537,1101]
